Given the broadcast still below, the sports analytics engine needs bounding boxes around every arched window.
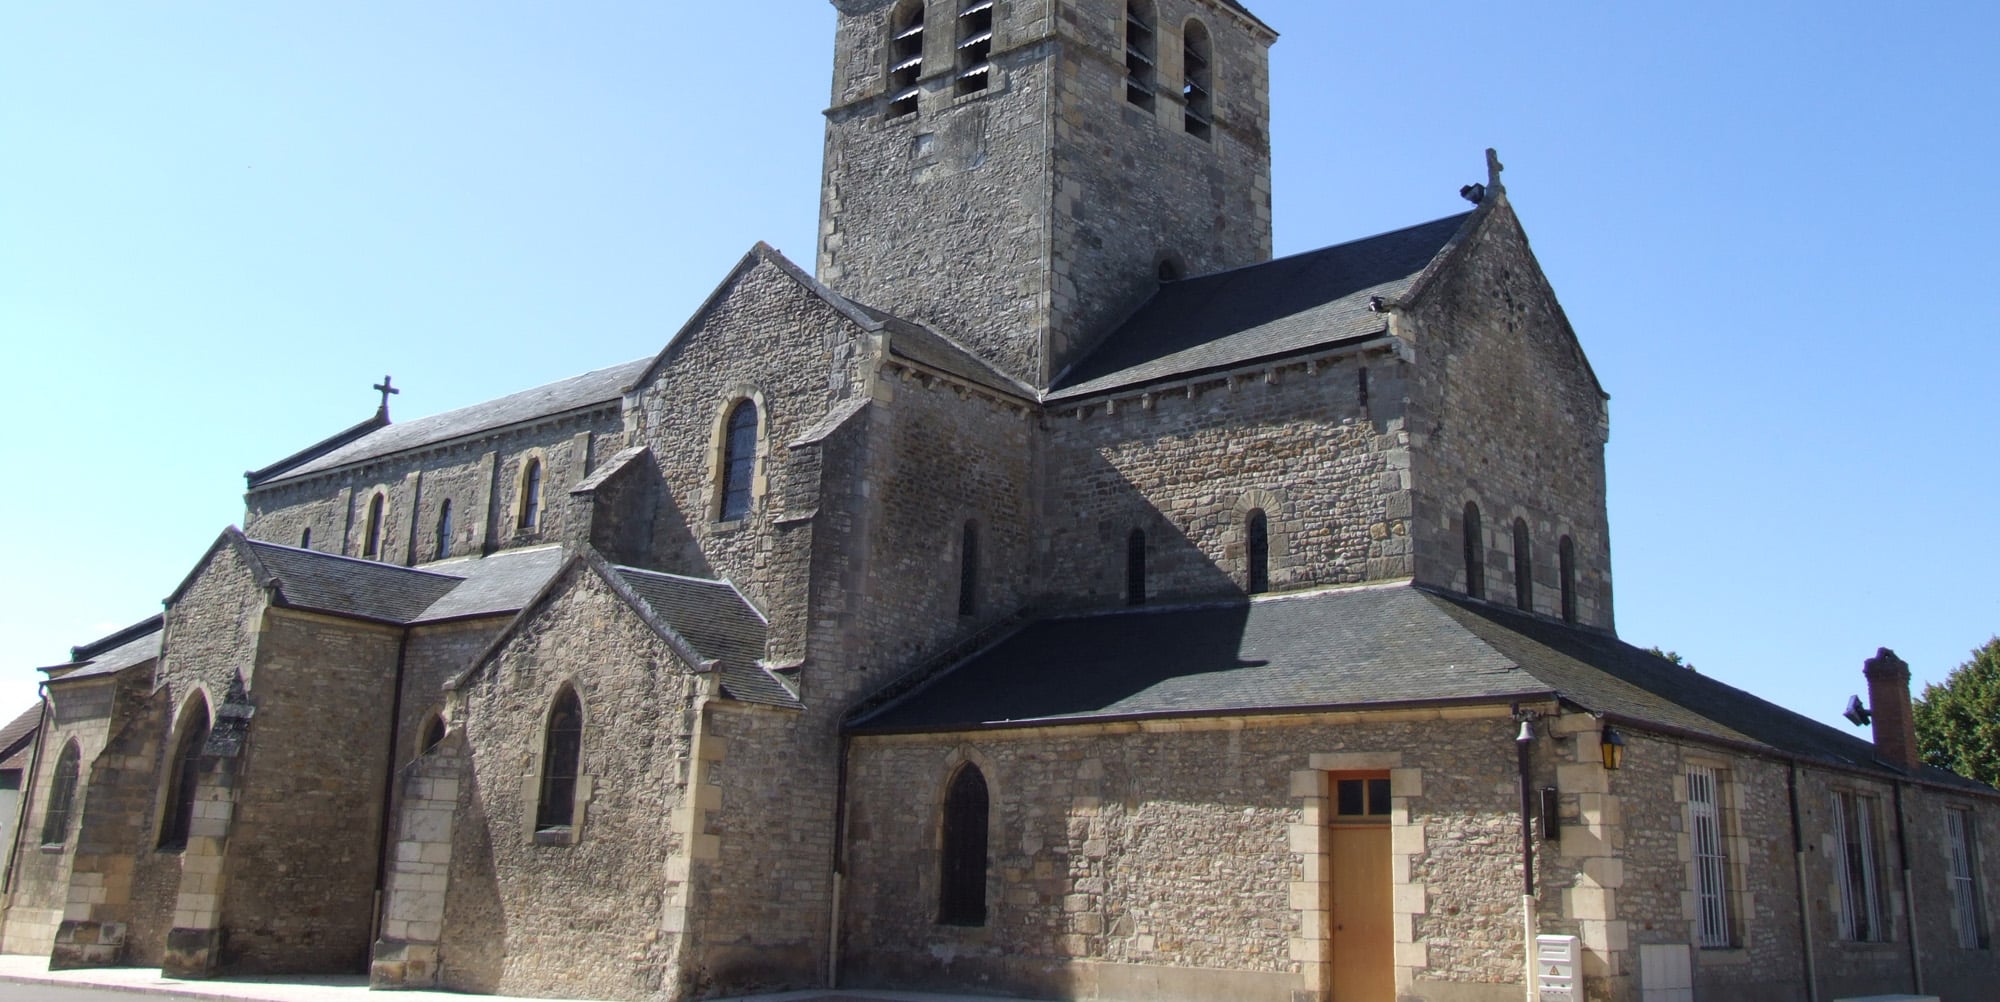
[1245,508,1269,594]
[536,687,583,833]
[1182,19,1212,141]
[299,526,312,550]
[1125,1,1157,111]
[955,0,993,95]
[958,521,979,617]
[435,500,454,560]
[40,741,80,847]
[887,0,924,118]
[159,697,210,851]
[518,458,543,531]
[363,493,386,559]
[1462,502,1485,599]
[1126,528,1147,606]
[421,713,447,755]
[1559,535,1578,624]
[939,763,989,926]
[1513,518,1533,612]
[719,400,760,521]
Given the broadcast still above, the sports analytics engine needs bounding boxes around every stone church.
[4,2,1997,1001]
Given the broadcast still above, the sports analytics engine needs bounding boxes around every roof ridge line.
[246,538,469,582]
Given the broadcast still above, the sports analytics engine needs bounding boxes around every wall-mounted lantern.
[1599,725,1626,771]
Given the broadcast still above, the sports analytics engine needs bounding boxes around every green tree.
[1644,646,1696,672]
[1914,637,2000,789]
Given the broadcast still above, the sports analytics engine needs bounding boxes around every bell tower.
[818,0,1276,388]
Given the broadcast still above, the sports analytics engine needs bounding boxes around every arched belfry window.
[41,741,81,847]
[159,696,210,851]
[1125,1,1157,111]
[955,0,993,95]
[958,521,979,617]
[363,493,386,559]
[1513,518,1533,612]
[939,763,989,926]
[1463,502,1485,599]
[720,400,759,522]
[518,458,543,531]
[888,0,924,118]
[1559,535,1578,624]
[421,713,447,755]
[1182,19,1213,141]
[1126,528,1147,606]
[435,499,454,561]
[536,687,583,834]
[1245,509,1269,594]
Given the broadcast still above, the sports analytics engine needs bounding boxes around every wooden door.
[1329,776,1393,1002]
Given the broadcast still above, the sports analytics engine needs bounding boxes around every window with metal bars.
[159,699,210,851]
[1245,508,1269,594]
[955,0,993,95]
[40,741,80,847]
[1126,528,1147,606]
[888,1,924,118]
[1125,1,1156,111]
[536,687,583,833]
[1559,535,1577,624]
[1181,19,1212,140]
[1832,790,1884,941]
[1687,766,1731,947]
[1513,518,1533,612]
[938,763,989,925]
[1463,502,1485,599]
[1947,809,1987,948]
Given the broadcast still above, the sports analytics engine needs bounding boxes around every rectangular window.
[1832,790,1884,941]
[1687,766,1730,947]
[1947,808,1987,949]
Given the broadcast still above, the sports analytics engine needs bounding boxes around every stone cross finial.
[1486,148,1505,192]
[373,375,400,415]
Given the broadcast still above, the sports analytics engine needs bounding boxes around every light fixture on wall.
[1599,725,1626,771]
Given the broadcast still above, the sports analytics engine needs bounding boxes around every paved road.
[0,985,165,1001]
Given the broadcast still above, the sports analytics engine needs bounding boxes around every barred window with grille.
[1832,790,1884,941]
[1687,766,1731,947]
[1947,808,1987,948]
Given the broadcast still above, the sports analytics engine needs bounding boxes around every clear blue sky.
[3,2,1996,735]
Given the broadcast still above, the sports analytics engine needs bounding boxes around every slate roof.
[244,541,464,624]
[849,582,1988,791]
[1048,213,1472,400]
[46,619,164,683]
[412,546,569,623]
[613,567,797,708]
[0,704,42,773]
[249,359,648,487]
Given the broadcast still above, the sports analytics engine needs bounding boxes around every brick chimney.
[1863,647,1919,770]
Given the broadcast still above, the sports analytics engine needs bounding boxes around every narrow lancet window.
[300,527,312,550]
[939,763,989,926]
[1182,20,1212,140]
[41,742,80,847]
[435,499,454,560]
[1513,518,1533,612]
[958,521,979,617]
[536,688,583,832]
[1126,528,1147,606]
[363,493,385,559]
[721,401,758,521]
[421,713,447,755]
[1246,508,1269,594]
[519,459,543,531]
[888,1,924,118]
[1125,2,1157,111]
[1559,535,1577,624]
[956,0,993,95]
[160,698,210,851]
[1463,502,1485,599]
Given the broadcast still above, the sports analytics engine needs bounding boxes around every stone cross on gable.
[374,375,399,416]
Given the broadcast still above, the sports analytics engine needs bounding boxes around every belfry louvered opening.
[888,2,924,118]
[1125,1,1156,111]
[955,0,993,95]
[1182,19,1212,140]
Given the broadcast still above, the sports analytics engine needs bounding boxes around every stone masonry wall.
[216,610,401,974]
[395,620,506,771]
[1040,351,1410,608]
[820,0,1058,384]
[1047,0,1272,374]
[1404,201,1613,630]
[842,710,1531,1002]
[439,562,698,1001]
[4,680,115,956]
